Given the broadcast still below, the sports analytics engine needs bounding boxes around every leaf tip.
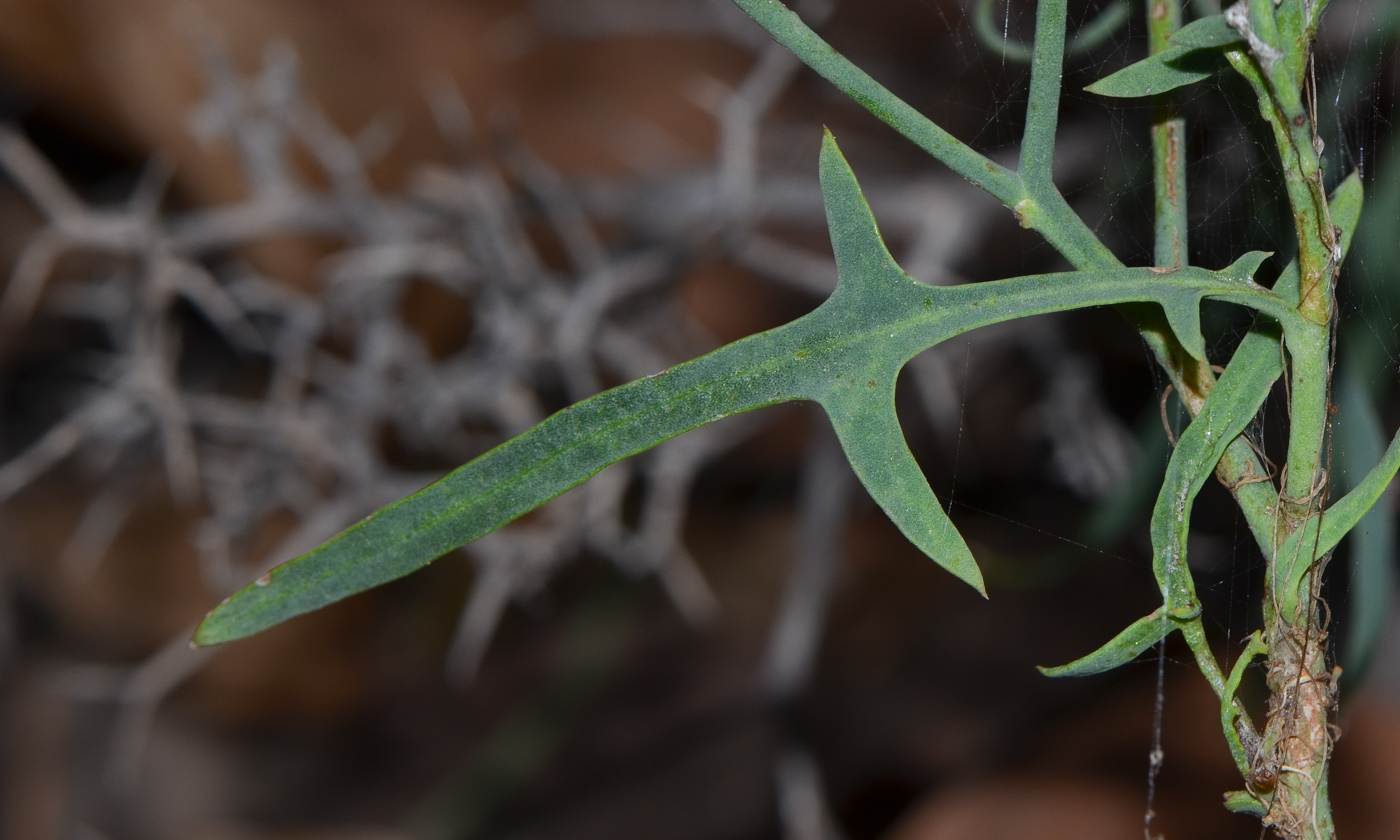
[1223,250,1273,281]
[191,589,265,647]
[819,125,839,161]
[191,617,225,648]
[1162,296,1208,362]
[190,588,245,646]
[1038,608,1173,679]
[948,557,988,598]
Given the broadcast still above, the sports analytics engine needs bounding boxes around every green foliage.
[195,133,1285,646]
[195,2,1395,836]
[1038,607,1174,678]
[1336,368,1396,683]
[1086,14,1242,97]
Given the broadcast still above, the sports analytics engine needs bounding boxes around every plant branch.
[1017,0,1066,188]
[729,0,1295,617]
[1147,0,1188,270]
[727,0,1023,206]
[1221,39,1338,518]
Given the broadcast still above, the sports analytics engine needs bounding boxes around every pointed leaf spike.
[822,379,986,596]
[1085,52,1216,97]
[819,130,906,292]
[1085,15,1242,98]
[814,130,981,595]
[1039,607,1174,677]
[1220,250,1272,283]
[1161,291,1208,362]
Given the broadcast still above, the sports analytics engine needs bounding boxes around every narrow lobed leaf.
[193,333,807,647]
[1148,312,1283,613]
[1297,428,1400,568]
[195,134,1289,647]
[1039,608,1172,677]
[825,379,983,594]
[1050,300,1287,684]
[1086,15,1243,98]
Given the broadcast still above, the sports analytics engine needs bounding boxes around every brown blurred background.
[1,1,1400,839]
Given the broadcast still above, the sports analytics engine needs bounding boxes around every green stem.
[1224,12,1342,836]
[973,0,1130,63]
[1223,45,1336,516]
[1283,322,1332,512]
[1019,0,1066,188]
[1143,4,1277,770]
[1147,0,1187,270]
[729,0,1285,599]
[1222,47,1336,326]
[728,0,1023,206]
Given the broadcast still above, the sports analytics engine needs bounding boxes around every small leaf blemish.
[1013,198,1034,228]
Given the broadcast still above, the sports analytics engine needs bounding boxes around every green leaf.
[1149,313,1282,614]
[1086,15,1243,97]
[1039,607,1173,677]
[1170,13,1247,50]
[195,133,1286,647]
[824,382,982,593]
[1336,367,1395,684]
[1331,170,1366,262]
[1224,790,1270,817]
[1017,0,1072,184]
[1281,418,1400,589]
[1219,630,1269,774]
[1159,250,1273,361]
[1276,419,1400,592]
[1092,299,1289,778]
[1226,789,1271,817]
[1086,49,1226,98]
[728,0,1119,272]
